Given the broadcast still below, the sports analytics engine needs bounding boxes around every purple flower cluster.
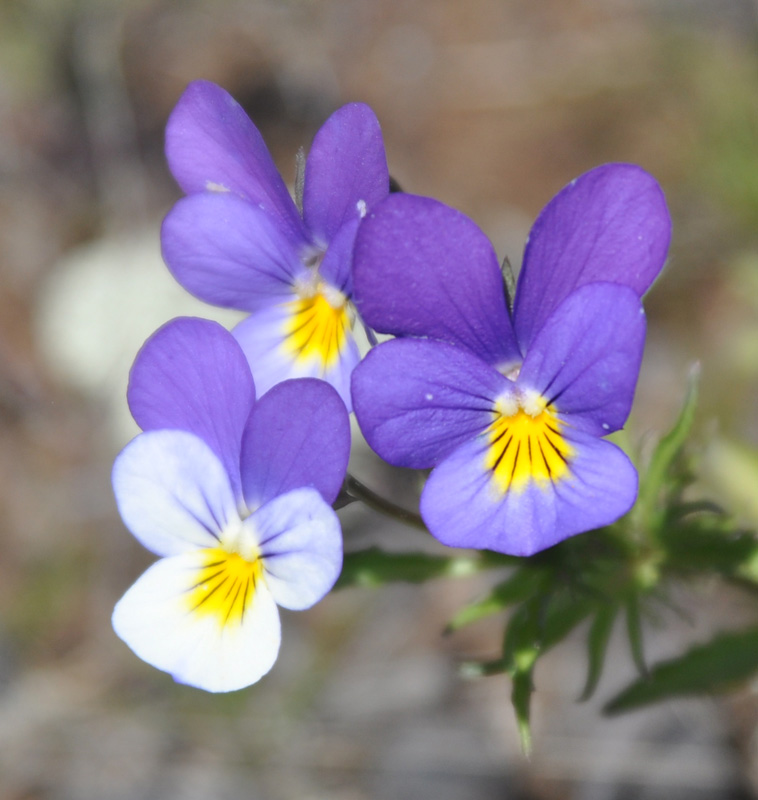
[112,79,671,690]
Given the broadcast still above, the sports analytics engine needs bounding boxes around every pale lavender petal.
[514,163,671,351]
[248,487,343,610]
[303,103,388,244]
[165,80,306,243]
[161,194,305,310]
[233,302,360,410]
[518,283,646,436]
[353,194,520,367]
[352,338,509,469]
[127,317,253,498]
[420,430,638,556]
[112,430,236,557]
[241,379,350,508]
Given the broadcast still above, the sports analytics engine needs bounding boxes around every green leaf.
[605,627,758,713]
[635,364,699,526]
[501,256,517,314]
[625,593,648,677]
[512,670,533,756]
[579,604,618,701]
[335,547,483,589]
[446,568,547,632]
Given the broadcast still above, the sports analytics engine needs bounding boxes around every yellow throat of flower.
[186,547,264,628]
[486,390,573,494]
[283,282,351,370]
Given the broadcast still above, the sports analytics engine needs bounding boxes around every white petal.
[112,430,239,556]
[252,487,343,611]
[112,550,281,692]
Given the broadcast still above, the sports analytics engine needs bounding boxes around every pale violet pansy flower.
[160,80,389,410]
[112,317,350,691]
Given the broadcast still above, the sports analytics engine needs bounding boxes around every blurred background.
[3,0,758,797]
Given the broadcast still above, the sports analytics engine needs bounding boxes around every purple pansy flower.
[351,164,671,556]
[111,317,350,691]
[160,80,389,409]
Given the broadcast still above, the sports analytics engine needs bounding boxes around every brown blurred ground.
[3,0,758,798]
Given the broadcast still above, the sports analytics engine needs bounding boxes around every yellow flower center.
[486,391,573,494]
[186,548,264,628]
[282,285,351,369]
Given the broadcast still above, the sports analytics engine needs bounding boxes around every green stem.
[343,474,427,531]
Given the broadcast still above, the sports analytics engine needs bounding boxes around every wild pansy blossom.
[160,80,389,409]
[351,164,671,556]
[111,317,350,691]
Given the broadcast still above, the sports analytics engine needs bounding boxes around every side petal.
[250,487,343,611]
[165,80,305,243]
[518,283,646,436]
[112,430,237,557]
[317,216,360,296]
[112,550,281,692]
[161,193,305,311]
[233,301,360,410]
[514,163,671,351]
[352,338,508,469]
[420,430,638,556]
[127,317,253,499]
[241,379,350,508]
[352,194,520,367]
[303,103,389,244]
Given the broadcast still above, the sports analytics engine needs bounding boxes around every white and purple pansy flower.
[160,80,389,410]
[111,317,350,692]
[351,164,671,557]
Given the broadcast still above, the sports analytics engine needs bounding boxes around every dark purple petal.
[317,216,360,296]
[353,194,520,366]
[420,430,637,556]
[513,163,671,352]
[352,338,509,469]
[303,103,389,244]
[161,193,306,311]
[165,80,306,243]
[517,283,645,436]
[127,317,254,499]
[241,378,350,508]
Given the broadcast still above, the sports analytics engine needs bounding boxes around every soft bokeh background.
[3,0,758,797]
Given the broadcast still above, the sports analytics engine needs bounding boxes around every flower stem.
[343,473,427,531]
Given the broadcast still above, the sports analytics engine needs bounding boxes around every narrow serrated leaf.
[512,670,533,756]
[625,593,647,677]
[579,604,618,701]
[636,364,699,525]
[447,569,546,632]
[605,628,758,713]
[336,547,480,589]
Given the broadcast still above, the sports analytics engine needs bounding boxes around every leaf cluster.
[337,368,758,753]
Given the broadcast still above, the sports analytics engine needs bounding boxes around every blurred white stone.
[36,224,244,443]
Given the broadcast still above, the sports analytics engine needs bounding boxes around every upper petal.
[250,487,343,611]
[112,549,281,692]
[112,430,237,557]
[161,193,305,311]
[513,163,671,352]
[303,103,389,244]
[165,80,305,244]
[353,194,520,367]
[420,428,638,556]
[518,283,646,436]
[241,379,351,508]
[127,317,254,499]
[352,337,508,469]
